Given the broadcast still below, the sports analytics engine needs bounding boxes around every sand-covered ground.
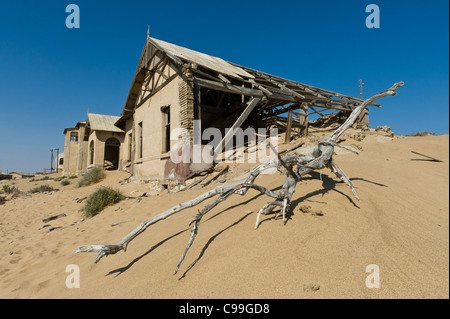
[0,130,448,299]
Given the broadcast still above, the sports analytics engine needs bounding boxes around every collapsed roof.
[116,36,380,126]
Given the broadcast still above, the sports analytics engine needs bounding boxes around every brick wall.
[178,70,195,143]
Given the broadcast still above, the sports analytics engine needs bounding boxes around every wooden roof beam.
[256,72,306,99]
[194,77,264,98]
[230,62,381,107]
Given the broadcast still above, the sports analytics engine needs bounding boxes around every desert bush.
[30,176,49,182]
[83,187,124,218]
[77,168,105,187]
[2,185,18,194]
[29,185,57,194]
[54,176,67,182]
[68,175,78,179]
[60,179,70,186]
[1,185,21,198]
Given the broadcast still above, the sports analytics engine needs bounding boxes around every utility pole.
[359,79,364,100]
[50,148,59,174]
[50,149,54,174]
[56,148,59,173]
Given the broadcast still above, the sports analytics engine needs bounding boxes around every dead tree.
[74,82,404,274]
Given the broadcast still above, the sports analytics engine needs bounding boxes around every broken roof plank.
[214,97,262,157]
[229,62,381,107]
[194,78,264,97]
[258,73,306,99]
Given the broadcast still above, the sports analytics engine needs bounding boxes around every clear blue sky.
[0,0,448,173]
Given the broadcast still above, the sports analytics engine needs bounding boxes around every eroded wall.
[122,73,195,181]
[87,130,124,170]
[63,128,84,175]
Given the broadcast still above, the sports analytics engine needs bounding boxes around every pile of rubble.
[345,125,396,142]
[407,131,436,137]
[309,112,349,128]
[375,125,395,137]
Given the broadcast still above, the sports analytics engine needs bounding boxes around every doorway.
[104,137,120,170]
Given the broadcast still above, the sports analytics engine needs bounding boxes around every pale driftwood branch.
[255,202,278,229]
[329,160,359,201]
[74,186,234,262]
[74,179,280,265]
[279,142,305,155]
[175,214,199,274]
[326,81,404,144]
[74,82,404,274]
[321,140,360,155]
[174,187,236,274]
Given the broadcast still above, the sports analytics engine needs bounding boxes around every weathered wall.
[120,119,135,173]
[87,130,124,170]
[77,125,88,174]
[63,128,80,175]
[62,123,89,175]
[178,70,195,143]
[129,74,191,181]
[355,109,369,129]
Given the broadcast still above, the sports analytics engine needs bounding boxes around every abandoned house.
[85,113,124,171]
[62,113,124,175]
[62,35,376,183]
[113,35,375,183]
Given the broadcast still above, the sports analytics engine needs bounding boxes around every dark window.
[128,133,132,161]
[89,141,94,165]
[138,122,143,158]
[163,108,170,153]
[70,132,78,142]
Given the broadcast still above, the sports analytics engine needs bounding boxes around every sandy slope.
[0,133,448,299]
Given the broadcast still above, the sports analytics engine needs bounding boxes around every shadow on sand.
[106,172,387,278]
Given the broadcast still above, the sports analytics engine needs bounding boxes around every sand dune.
[0,132,448,299]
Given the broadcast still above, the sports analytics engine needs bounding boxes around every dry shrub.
[83,187,124,218]
[77,168,105,187]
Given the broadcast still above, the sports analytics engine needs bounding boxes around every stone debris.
[303,283,321,292]
[375,125,395,137]
[299,205,324,216]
